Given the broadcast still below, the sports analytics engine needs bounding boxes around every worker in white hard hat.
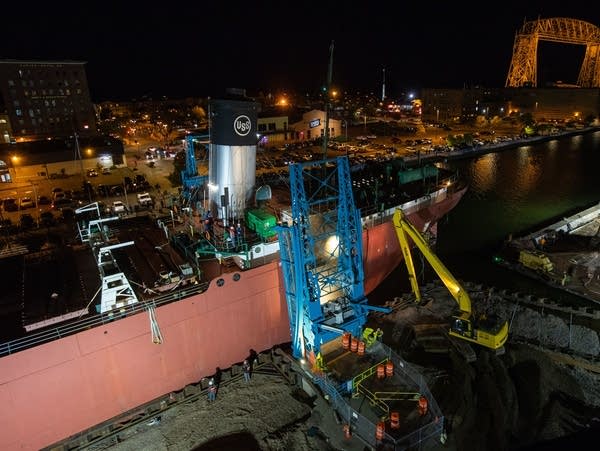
[242,359,251,383]
[207,378,217,402]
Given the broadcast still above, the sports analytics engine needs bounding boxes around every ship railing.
[0,282,209,358]
[359,185,449,229]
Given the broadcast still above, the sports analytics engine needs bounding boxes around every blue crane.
[181,133,209,202]
[276,156,390,362]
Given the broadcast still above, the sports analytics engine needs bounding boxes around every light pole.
[11,155,19,182]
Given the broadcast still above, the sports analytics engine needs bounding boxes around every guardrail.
[0,282,209,358]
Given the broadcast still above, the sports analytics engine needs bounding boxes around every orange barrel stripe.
[418,396,429,415]
[350,338,358,353]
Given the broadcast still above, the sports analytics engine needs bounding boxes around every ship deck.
[0,211,239,341]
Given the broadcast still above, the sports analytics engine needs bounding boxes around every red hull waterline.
[0,185,466,451]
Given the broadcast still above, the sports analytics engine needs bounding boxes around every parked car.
[110,185,124,196]
[37,195,52,205]
[101,167,111,175]
[19,213,35,230]
[19,196,35,209]
[52,198,73,210]
[87,169,99,177]
[137,192,153,207]
[40,211,56,227]
[2,197,18,212]
[112,200,126,214]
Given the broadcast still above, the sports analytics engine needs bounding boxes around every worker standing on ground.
[207,378,217,402]
[242,359,251,382]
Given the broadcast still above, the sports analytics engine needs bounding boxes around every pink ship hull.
[363,185,468,294]
[0,186,466,451]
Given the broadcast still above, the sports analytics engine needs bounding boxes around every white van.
[137,193,152,207]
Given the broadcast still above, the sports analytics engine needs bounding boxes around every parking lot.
[0,153,171,232]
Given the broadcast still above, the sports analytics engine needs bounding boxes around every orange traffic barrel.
[418,396,429,416]
[343,424,351,439]
[390,411,400,429]
[376,364,385,379]
[385,360,394,377]
[350,338,358,353]
[357,341,365,356]
[376,421,385,441]
[342,332,351,350]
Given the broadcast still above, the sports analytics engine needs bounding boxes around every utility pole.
[74,132,85,179]
[322,40,334,160]
[382,67,386,102]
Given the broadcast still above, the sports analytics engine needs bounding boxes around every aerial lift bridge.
[276,157,389,363]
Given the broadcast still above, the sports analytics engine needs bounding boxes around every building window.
[8,80,14,86]
[15,109,22,117]
[258,124,266,132]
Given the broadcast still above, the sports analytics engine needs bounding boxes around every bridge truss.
[505,17,600,88]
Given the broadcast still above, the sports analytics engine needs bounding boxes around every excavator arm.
[392,208,508,350]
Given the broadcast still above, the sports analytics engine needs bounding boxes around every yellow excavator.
[392,208,509,350]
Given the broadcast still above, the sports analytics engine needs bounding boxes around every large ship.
[0,96,466,450]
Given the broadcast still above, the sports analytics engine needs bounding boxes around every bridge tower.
[505,17,600,88]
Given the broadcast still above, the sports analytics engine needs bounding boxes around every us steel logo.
[234,115,251,136]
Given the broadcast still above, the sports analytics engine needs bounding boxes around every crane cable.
[148,303,163,344]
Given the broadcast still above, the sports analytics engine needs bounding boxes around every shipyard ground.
[80,281,600,451]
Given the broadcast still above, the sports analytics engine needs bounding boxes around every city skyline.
[2,2,600,101]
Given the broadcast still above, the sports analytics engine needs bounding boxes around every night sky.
[2,2,600,101]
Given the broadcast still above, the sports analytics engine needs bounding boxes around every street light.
[10,155,19,181]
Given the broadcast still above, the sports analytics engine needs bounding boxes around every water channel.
[371,129,600,305]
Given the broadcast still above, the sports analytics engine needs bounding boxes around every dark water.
[371,130,600,304]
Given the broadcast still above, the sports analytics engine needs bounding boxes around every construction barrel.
[376,421,385,441]
[357,340,365,356]
[385,360,394,377]
[377,364,385,379]
[343,424,351,439]
[390,411,400,429]
[350,338,358,353]
[418,396,429,416]
[342,332,351,350]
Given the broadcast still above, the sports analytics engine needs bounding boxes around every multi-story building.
[0,60,97,142]
[421,87,600,124]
